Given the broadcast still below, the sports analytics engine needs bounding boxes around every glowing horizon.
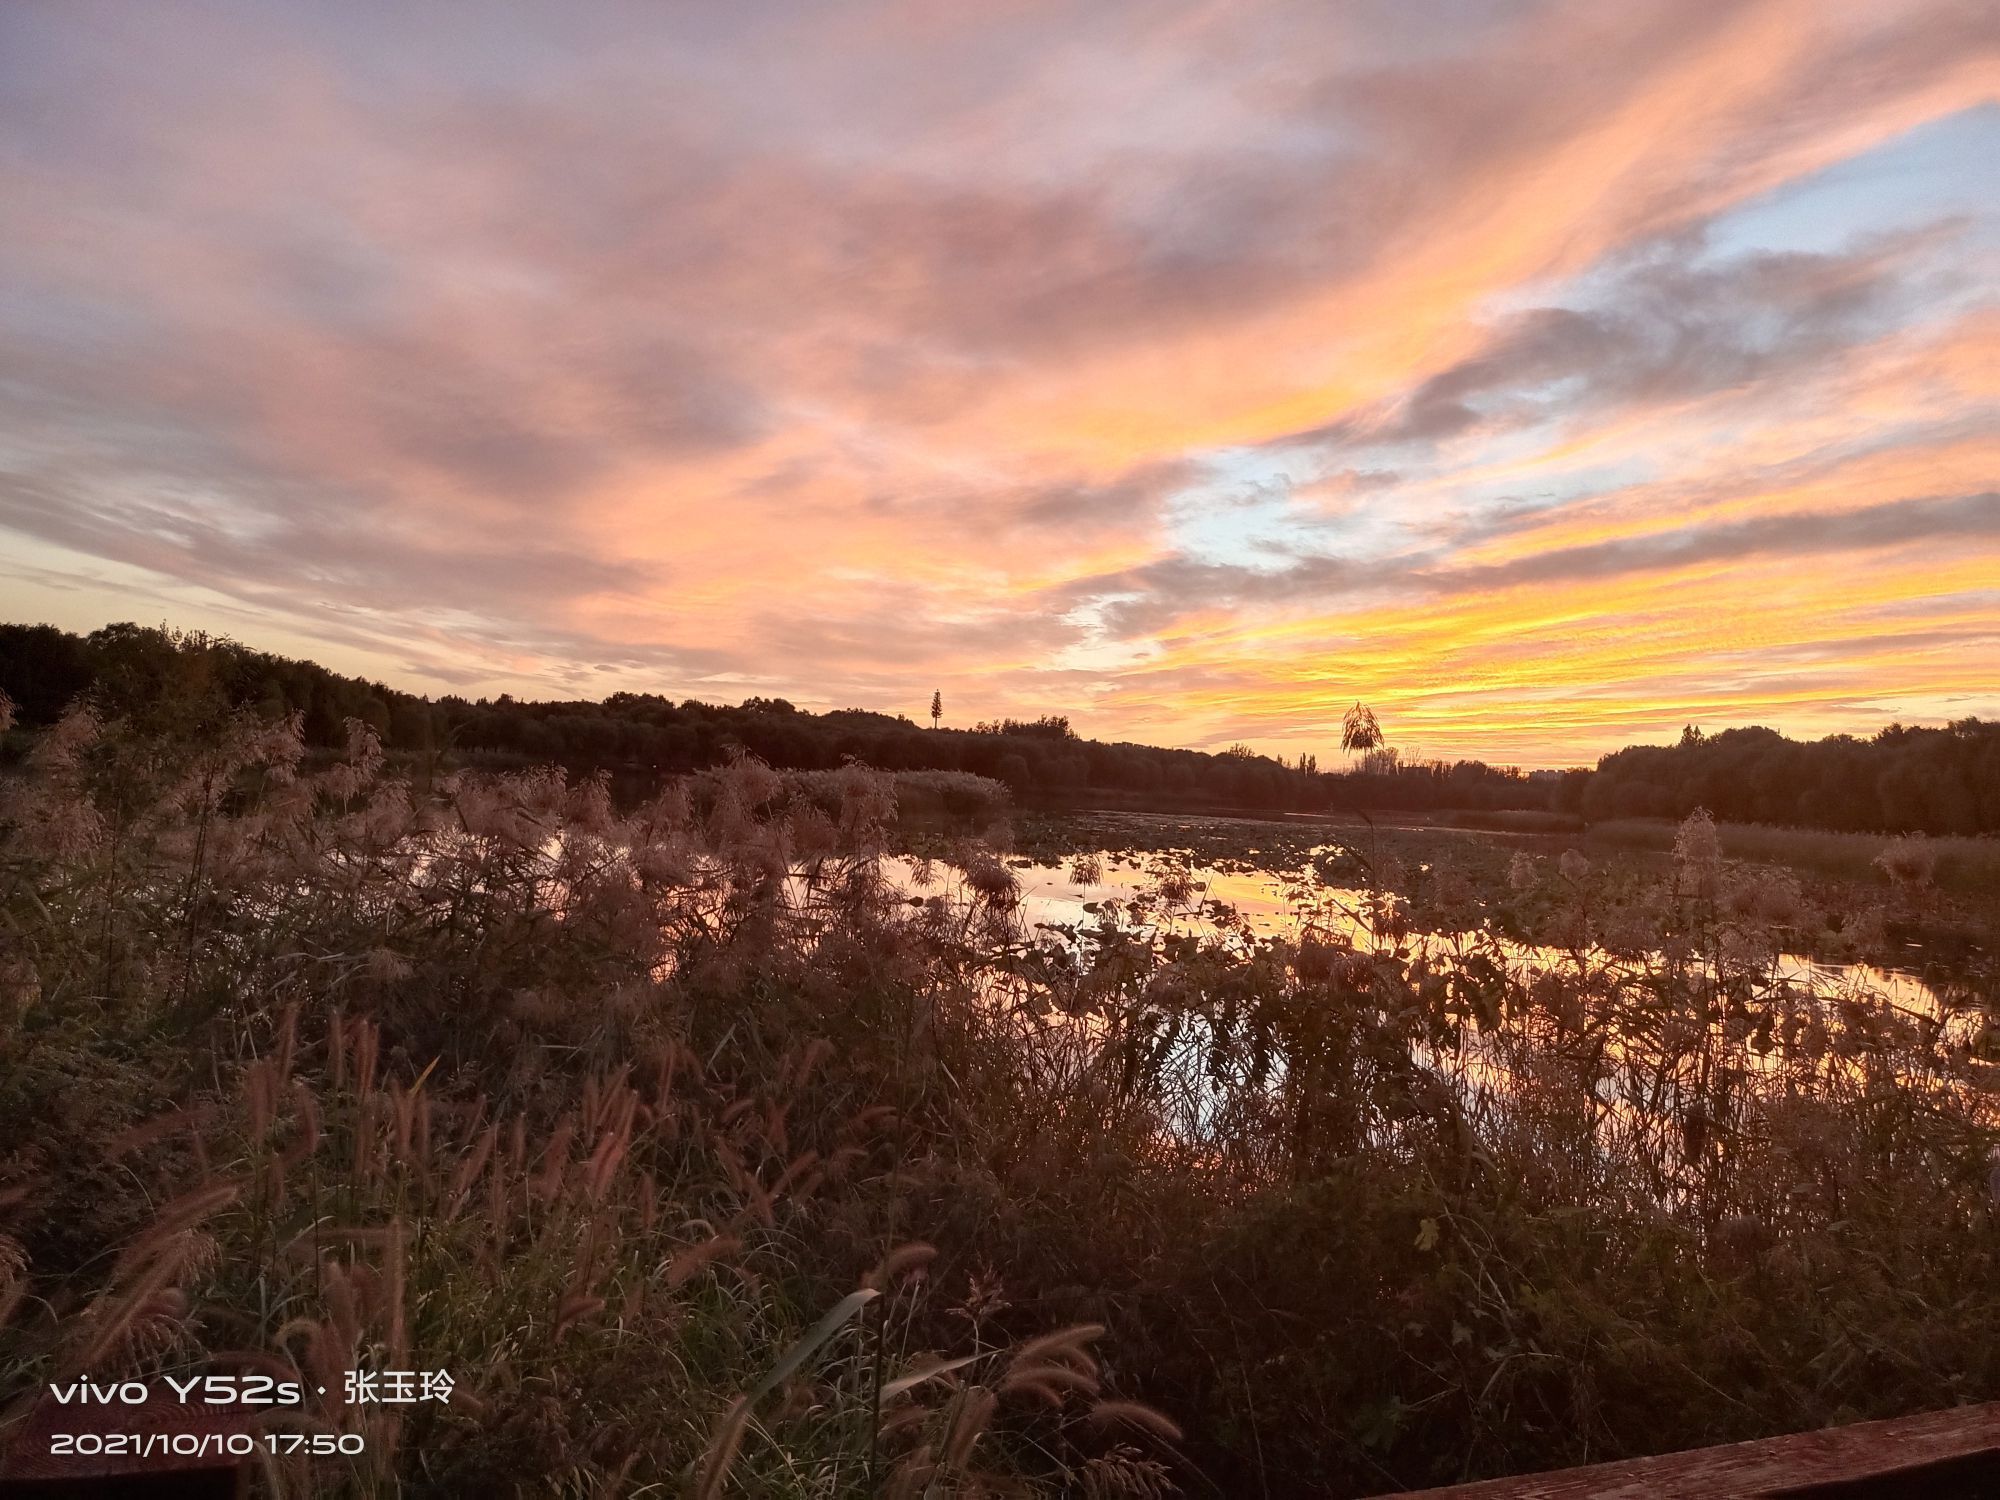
[1,1,1994,768]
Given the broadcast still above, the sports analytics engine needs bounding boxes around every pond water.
[870,832,2000,1170]
[885,838,1957,1025]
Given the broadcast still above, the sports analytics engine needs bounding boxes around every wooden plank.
[1366,1401,2000,1499]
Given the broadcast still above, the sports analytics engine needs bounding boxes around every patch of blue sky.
[1706,105,1998,261]
[1160,448,1413,568]
[1483,106,1995,329]
[1163,401,1666,575]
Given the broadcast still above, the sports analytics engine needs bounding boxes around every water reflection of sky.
[871,843,1998,1169]
[887,850,1951,1020]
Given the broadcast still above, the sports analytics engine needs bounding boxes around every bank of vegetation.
[7,622,1997,837]
[0,622,1556,823]
[2,675,1997,1495]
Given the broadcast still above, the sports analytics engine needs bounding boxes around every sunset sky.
[1,1,1994,766]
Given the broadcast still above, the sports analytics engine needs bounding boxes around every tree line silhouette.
[1574,721,2000,835]
[2,621,1994,833]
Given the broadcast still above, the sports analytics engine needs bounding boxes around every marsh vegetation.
[1,697,1997,1496]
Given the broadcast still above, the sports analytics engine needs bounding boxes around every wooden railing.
[1368,1401,2000,1499]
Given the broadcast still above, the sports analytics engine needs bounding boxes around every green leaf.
[1415,1217,1441,1252]
[880,1351,983,1404]
[748,1288,879,1403]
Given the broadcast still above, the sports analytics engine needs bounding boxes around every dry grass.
[2,702,1997,1495]
[0,707,1170,1496]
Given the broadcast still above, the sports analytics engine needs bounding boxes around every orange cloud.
[0,0,1992,758]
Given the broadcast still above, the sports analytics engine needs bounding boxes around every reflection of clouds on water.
[866,831,1997,1194]
[889,848,1951,1020]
